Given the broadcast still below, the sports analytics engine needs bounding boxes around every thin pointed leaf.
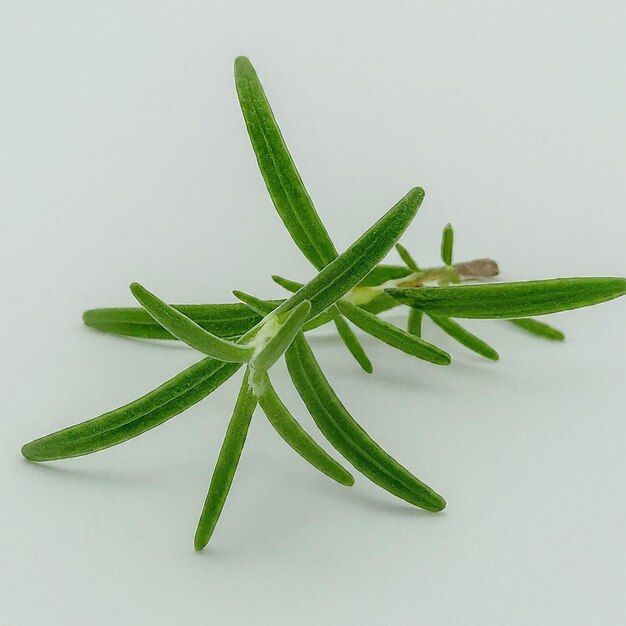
[337,301,451,365]
[508,318,565,341]
[252,301,311,372]
[233,291,338,330]
[22,359,241,461]
[257,374,354,486]
[302,307,340,329]
[407,308,423,337]
[82,303,268,340]
[386,278,626,318]
[83,303,261,340]
[233,290,281,316]
[285,334,446,512]
[131,283,254,363]
[441,223,454,266]
[272,275,302,293]
[234,56,337,270]
[358,293,402,316]
[194,368,257,550]
[273,187,425,319]
[429,315,499,361]
[359,264,412,287]
[333,316,373,374]
[395,243,420,272]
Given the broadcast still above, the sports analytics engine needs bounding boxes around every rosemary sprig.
[21,56,625,552]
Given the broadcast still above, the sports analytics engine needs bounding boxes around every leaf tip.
[194,534,208,552]
[21,441,35,460]
[340,472,356,487]
[409,186,425,200]
[234,55,252,71]
[21,440,48,462]
[429,495,447,512]
[129,282,144,297]
[438,351,452,366]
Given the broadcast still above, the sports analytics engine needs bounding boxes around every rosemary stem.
[344,258,500,306]
[395,258,500,288]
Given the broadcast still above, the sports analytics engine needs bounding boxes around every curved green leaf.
[508,318,565,341]
[359,264,412,287]
[429,315,499,361]
[131,283,254,363]
[395,243,420,272]
[333,316,373,374]
[232,290,281,316]
[285,334,446,512]
[441,223,454,266]
[271,275,302,293]
[337,301,451,366]
[387,278,626,318]
[194,368,257,550]
[407,308,423,337]
[257,374,354,486]
[234,56,337,270]
[82,303,263,340]
[22,358,242,461]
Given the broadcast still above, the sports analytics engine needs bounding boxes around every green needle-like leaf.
[387,278,626,318]
[441,223,454,266]
[359,264,412,286]
[285,334,446,512]
[82,303,267,340]
[508,318,565,341]
[272,275,302,293]
[429,315,499,361]
[395,243,420,272]
[234,56,337,270]
[233,291,339,330]
[131,283,254,363]
[22,358,241,461]
[273,187,425,319]
[232,290,281,316]
[407,308,423,337]
[337,301,451,365]
[333,316,373,374]
[251,301,311,372]
[194,368,257,551]
[257,374,354,486]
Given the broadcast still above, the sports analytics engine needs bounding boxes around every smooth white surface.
[1,2,625,624]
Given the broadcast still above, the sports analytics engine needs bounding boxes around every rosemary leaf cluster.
[22,57,626,552]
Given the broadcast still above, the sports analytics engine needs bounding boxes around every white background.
[1,2,625,624]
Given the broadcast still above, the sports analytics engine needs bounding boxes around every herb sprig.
[22,57,626,551]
